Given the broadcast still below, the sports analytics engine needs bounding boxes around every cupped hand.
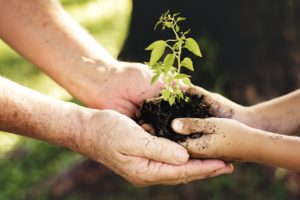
[184,86,248,120]
[89,62,163,117]
[172,117,254,162]
[77,109,233,186]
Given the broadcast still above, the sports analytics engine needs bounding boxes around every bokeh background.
[0,0,299,199]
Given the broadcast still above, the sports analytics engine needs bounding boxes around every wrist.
[232,105,264,130]
[59,57,120,107]
[230,124,263,162]
[72,108,119,163]
[65,103,95,153]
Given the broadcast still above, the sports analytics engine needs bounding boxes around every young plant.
[145,11,202,105]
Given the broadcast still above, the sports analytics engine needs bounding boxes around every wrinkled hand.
[77,109,233,186]
[89,62,163,117]
[172,117,254,162]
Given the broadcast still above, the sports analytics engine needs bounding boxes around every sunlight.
[0,132,20,156]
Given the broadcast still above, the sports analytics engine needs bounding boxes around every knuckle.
[179,169,189,184]
[151,137,164,160]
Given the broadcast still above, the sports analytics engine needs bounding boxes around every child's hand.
[172,117,300,171]
[171,117,254,162]
[184,86,250,121]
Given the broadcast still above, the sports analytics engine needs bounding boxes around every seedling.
[145,11,202,105]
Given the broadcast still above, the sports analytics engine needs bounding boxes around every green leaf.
[173,12,181,17]
[145,40,166,51]
[177,17,186,22]
[175,25,180,32]
[173,86,181,94]
[184,29,191,35]
[178,92,184,99]
[163,53,176,74]
[162,89,171,100]
[151,73,160,85]
[165,21,172,28]
[181,57,194,71]
[185,96,190,102]
[165,74,172,85]
[145,40,167,66]
[174,73,191,79]
[170,67,177,74]
[182,77,192,85]
[150,63,160,70]
[169,96,176,105]
[154,21,162,30]
[184,38,202,57]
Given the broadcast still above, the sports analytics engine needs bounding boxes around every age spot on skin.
[227,108,235,119]
[13,111,18,119]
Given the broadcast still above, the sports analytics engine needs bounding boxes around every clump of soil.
[138,92,213,142]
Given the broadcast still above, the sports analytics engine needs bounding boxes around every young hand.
[184,86,248,120]
[172,117,300,171]
[171,117,254,162]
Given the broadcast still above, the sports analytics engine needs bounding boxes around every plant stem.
[171,26,183,76]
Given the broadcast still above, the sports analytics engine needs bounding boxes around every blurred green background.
[0,0,299,199]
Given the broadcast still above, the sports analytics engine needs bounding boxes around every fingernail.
[214,162,226,169]
[174,149,189,164]
[172,119,183,131]
[215,165,234,175]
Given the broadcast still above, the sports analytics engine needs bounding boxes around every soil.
[138,92,213,142]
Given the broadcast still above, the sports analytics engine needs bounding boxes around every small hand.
[184,86,247,120]
[172,117,253,162]
[77,109,233,186]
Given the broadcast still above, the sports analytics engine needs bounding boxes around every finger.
[138,135,189,165]
[172,118,219,135]
[152,159,227,184]
[141,123,155,135]
[163,166,231,185]
[114,107,136,118]
[172,164,232,185]
[111,99,138,118]
[140,79,164,101]
[184,86,217,108]
[209,163,234,178]
[185,85,210,97]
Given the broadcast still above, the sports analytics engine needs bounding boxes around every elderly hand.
[76,109,233,186]
[88,62,164,117]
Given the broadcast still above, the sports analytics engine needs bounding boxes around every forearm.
[0,76,88,151]
[0,0,118,106]
[241,90,300,135]
[242,128,300,171]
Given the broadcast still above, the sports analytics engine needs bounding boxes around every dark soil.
[138,92,213,142]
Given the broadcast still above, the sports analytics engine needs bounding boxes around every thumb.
[172,118,218,135]
[140,135,189,165]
